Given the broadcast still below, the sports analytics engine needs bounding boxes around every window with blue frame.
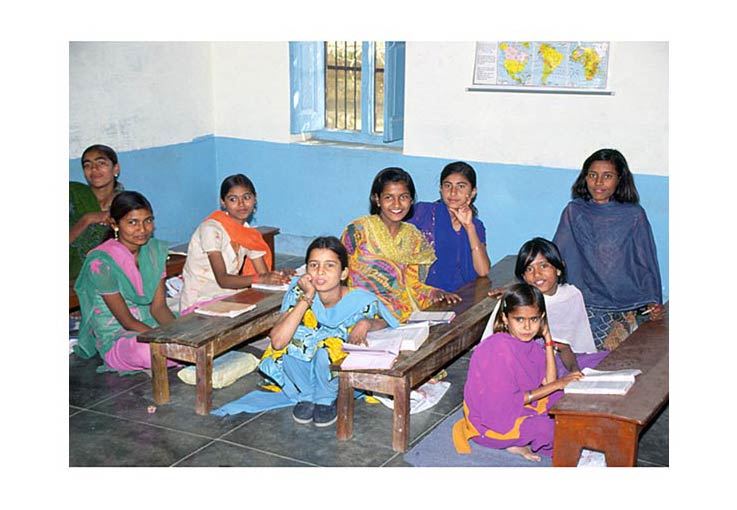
[290,41,405,145]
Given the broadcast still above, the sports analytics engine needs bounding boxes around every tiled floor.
[68,253,668,467]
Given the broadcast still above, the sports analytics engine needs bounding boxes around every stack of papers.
[365,322,430,351]
[194,301,256,318]
[564,367,642,395]
[341,334,402,370]
[408,311,456,325]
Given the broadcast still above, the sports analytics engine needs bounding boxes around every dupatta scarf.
[206,210,272,275]
[73,238,168,359]
[553,199,662,311]
[341,215,437,322]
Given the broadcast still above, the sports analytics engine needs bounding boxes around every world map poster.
[473,41,610,90]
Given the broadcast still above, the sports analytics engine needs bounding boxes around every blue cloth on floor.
[403,408,553,467]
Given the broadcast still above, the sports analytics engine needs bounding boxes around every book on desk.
[564,367,642,395]
[194,301,257,318]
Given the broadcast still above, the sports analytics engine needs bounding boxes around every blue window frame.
[290,41,405,145]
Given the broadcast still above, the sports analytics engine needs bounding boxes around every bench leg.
[336,374,354,441]
[194,343,214,416]
[553,415,640,467]
[150,343,170,405]
[392,377,411,453]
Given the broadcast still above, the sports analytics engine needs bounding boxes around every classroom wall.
[69,41,669,298]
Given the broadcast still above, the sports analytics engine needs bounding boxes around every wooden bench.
[69,226,280,311]
[549,305,669,466]
[137,287,286,415]
[335,255,516,453]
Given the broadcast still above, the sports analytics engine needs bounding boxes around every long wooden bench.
[69,226,280,311]
[549,304,669,466]
[334,255,516,453]
[137,287,286,415]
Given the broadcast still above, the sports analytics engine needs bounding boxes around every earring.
[113,227,119,240]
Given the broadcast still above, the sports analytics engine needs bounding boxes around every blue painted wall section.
[70,136,669,299]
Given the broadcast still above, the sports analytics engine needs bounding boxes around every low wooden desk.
[137,288,285,415]
[549,310,669,466]
[69,226,280,311]
[335,255,515,452]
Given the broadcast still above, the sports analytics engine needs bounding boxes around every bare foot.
[506,445,541,462]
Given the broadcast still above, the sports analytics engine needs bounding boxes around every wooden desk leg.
[150,343,170,405]
[194,343,214,416]
[553,416,640,467]
[336,374,354,441]
[392,377,411,453]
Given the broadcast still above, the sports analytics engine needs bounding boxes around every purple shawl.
[408,201,486,292]
[553,198,662,311]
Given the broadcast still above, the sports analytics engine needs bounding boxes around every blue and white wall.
[69,41,668,298]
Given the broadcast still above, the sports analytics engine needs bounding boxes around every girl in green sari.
[73,191,178,372]
[69,144,124,279]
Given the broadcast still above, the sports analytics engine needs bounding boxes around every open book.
[364,322,430,351]
[341,334,402,370]
[194,301,257,318]
[408,310,455,325]
[564,367,642,395]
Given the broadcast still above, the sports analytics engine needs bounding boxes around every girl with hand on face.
[482,238,609,374]
[212,236,398,427]
[408,161,490,292]
[69,144,124,279]
[341,167,461,323]
[453,284,584,462]
[179,173,292,313]
[73,191,179,373]
[552,149,664,350]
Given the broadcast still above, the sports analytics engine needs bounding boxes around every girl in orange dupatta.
[179,174,292,312]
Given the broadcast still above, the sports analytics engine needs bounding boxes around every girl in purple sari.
[408,162,490,292]
[453,284,584,462]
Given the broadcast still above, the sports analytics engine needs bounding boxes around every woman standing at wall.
[553,148,664,350]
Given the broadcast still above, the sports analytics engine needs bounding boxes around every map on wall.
[472,41,610,91]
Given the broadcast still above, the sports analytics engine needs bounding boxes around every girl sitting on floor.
[211,236,398,427]
[407,161,490,292]
[341,167,461,323]
[453,283,585,462]
[179,173,292,312]
[73,191,179,373]
[483,237,609,374]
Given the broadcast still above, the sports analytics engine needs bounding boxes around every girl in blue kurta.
[408,161,490,292]
[553,148,665,350]
[212,236,398,427]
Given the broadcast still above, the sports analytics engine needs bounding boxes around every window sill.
[290,134,403,153]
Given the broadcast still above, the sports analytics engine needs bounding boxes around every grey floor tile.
[69,410,213,467]
[222,404,399,467]
[174,439,315,467]
[637,404,669,466]
[91,367,267,437]
[69,354,151,409]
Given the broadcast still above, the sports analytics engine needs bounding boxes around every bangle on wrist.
[298,294,313,307]
[527,390,534,403]
[545,341,554,348]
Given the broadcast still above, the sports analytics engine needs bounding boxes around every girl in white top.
[482,238,602,374]
[179,174,291,312]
